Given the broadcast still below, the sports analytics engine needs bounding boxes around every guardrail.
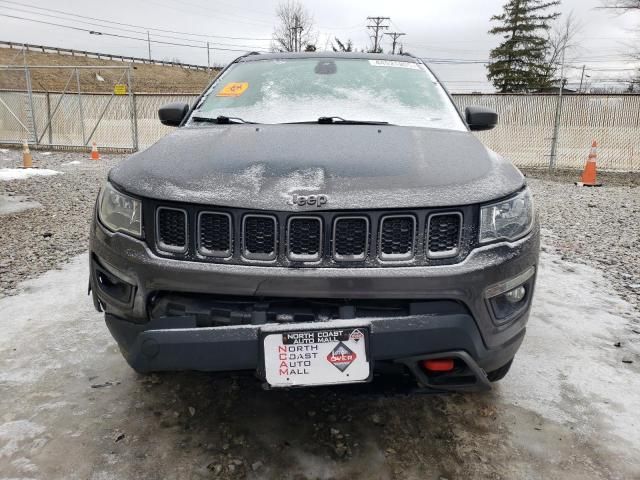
[0,40,211,71]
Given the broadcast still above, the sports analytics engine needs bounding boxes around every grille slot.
[379,215,415,261]
[242,214,277,261]
[288,217,322,262]
[198,212,232,258]
[333,217,369,261]
[427,213,462,258]
[156,207,187,253]
[150,202,470,267]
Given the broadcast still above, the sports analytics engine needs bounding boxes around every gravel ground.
[0,148,121,298]
[524,170,640,312]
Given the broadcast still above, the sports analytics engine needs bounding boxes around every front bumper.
[90,218,539,386]
[106,310,525,390]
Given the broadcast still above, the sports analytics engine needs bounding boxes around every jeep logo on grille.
[289,194,328,208]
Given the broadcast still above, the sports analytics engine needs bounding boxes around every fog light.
[485,267,535,323]
[490,285,529,321]
[504,286,526,303]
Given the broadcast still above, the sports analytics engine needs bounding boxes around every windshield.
[190,57,466,131]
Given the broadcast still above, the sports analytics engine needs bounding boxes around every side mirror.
[158,102,189,127]
[465,106,498,131]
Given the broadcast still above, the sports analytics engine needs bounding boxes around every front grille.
[156,207,187,253]
[427,213,462,258]
[150,204,468,267]
[333,217,368,261]
[198,212,232,257]
[242,214,277,260]
[288,217,322,261]
[379,215,415,260]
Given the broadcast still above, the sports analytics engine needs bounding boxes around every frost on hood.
[273,167,326,199]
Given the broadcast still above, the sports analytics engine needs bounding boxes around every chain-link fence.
[134,93,197,147]
[0,65,136,150]
[1,67,639,171]
[454,94,640,171]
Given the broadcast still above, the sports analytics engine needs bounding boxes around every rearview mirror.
[465,106,498,131]
[158,102,189,127]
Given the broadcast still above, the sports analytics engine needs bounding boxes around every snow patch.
[0,420,46,457]
[0,168,61,181]
[502,247,640,445]
[61,160,81,166]
[0,194,41,215]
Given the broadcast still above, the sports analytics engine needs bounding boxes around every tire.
[486,359,514,382]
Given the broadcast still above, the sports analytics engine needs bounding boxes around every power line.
[0,4,270,48]
[0,13,270,53]
[0,0,272,42]
[366,16,390,53]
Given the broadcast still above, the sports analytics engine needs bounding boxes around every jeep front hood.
[109,124,524,210]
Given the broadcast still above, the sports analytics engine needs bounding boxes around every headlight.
[479,188,533,244]
[98,182,142,237]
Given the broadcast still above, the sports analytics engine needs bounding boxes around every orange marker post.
[90,142,101,160]
[22,141,32,168]
[576,141,602,187]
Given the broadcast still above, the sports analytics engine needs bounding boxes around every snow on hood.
[109,124,524,210]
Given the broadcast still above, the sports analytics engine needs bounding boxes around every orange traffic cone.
[22,141,32,168]
[575,141,602,187]
[90,142,101,160]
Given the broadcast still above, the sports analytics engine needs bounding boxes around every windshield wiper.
[284,116,390,125]
[191,115,256,124]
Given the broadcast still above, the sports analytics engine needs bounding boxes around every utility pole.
[146,31,151,61]
[578,65,586,93]
[290,23,303,52]
[206,41,210,69]
[366,16,390,53]
[384,32,405,55]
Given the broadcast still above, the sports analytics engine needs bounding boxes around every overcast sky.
[1,0,637,92]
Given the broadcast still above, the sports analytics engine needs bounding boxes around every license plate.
[262,327,371,387]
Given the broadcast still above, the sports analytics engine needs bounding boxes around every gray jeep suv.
[89,52,539,392]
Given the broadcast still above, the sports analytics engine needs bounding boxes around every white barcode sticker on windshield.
[368,59,421,70]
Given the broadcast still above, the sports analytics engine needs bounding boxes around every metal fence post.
[127,67,139,151]
[549,80,566,171]
[24,65,38,144]
[45,91,52,144]
[75,68,86,145]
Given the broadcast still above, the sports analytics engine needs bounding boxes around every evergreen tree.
[331,37,353,52]
[487,0,560,92]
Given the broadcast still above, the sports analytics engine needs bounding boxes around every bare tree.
[544,12,582,85]
[601,0,640,9]
[600,0,640,87]
[271,0,315,52]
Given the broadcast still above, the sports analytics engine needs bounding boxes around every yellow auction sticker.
[216,82,249,97]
